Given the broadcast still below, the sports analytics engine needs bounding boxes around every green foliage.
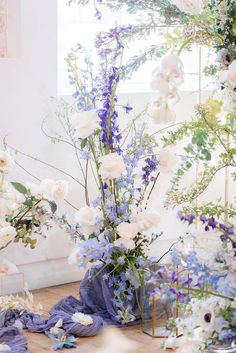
[47,200,57,214]
[11,182,28,195]
[182,202,236,220]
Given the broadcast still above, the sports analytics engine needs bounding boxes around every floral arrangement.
[0,149,68,250]
[3,0,236,348]
[48,39,179,323]
[61,0,236,349]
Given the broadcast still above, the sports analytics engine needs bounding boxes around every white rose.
[27,182,44,200]
[39,179,68,202]
[117,222,139,239]
[99,153,126,180]
[174,0,205,15]
[39,179,55,200]
[5,190,25,211]
[0,150,15,172]
[114,238,136,251]
[70,109,100,139]
[0,199,8,219]
[151,102,176,124]
[75,206,97,235]
[135,211,160,231]
[72,312,93,326]
[0,226,17,249]
[159,148,177,173]
[164,335,178,350]
[219,60,236,88]
[51,180,69,202]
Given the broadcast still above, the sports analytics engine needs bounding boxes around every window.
[58,0,214,95]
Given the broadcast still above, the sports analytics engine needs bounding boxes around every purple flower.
[117,256,125,265]
[122,104,133,114]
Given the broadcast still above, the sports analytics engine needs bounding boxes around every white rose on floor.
[0,344,10,351]
[174,0,205,15]
[164,335,178,350]
[99,153,126,180]
[75,206,97,235]
[219,60,236,88]
[70,109,100,139]
[114,238,136,251]
[151,102,176,124]
[0,226,17,249]
[40,179,68,202]
[50,318,63,336]
[135,211,160,231]
[72,312,93,326]
[159,148,177,173]
[117,222,139,239]
[0,150,15,172]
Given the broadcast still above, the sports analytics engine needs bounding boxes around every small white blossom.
[114,238,136,251]
[116,222,139,240]
[174,0,206,15]
[99,153,126,180]
[0,226,16,249]
[151,102,176,124]
[134,211,160,231]
[75,206,97,236]
[70,109,100,139]
[219,60,236,88]
[0,150,15,172]
[30,179,68,202]
[159,148,177,173]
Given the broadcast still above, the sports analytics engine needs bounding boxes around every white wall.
[1,0,83,290]
[0,1,229,291]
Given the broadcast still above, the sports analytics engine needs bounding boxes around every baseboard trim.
[17,257,85,291]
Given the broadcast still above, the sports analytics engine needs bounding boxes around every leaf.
[81,138,87,149]
[11,182,28,195]
[48,201,57,213]
[24,199,33,207]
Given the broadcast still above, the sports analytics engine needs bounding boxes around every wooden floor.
[26,282,166,353]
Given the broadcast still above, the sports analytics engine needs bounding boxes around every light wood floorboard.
[25,282,165,353]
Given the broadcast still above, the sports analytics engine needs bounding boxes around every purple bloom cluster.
[97,66,122,148]
[177,211,196,224]
[142,155,158,185]
[95,25,133,61]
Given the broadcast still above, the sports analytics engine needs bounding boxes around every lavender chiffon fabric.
[0,327,30,353]
[0,267,140,342]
